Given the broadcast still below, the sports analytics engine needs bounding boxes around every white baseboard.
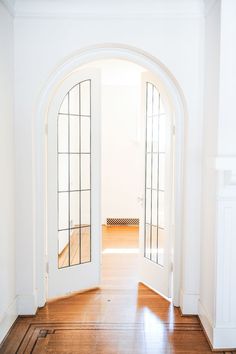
[180,289,198,314]
[17,293,37,315]
[0,297,18,344]
[213,326,236,349]
[198,300,236,350]
[198,301,213,345]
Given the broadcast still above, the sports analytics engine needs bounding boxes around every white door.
[139,72,173,299]
[47,69,101,299]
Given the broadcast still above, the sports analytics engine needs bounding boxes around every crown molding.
[13,0,205,19]
[204,0,218,16]
[1,0,15,16]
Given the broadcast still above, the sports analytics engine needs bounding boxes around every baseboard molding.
[198,301,236,350]
[179,289,198,315]
[0,297,18,344]
[17,293,37,315]
[213,327,236,350]
[198,301,213,346]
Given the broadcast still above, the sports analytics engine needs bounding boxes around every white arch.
[34,43,187,308]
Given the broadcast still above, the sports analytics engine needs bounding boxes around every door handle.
[137,196,144,206]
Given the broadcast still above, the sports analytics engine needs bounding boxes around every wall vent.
[106,218,139,226]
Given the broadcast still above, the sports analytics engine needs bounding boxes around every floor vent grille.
[106,218,139,226]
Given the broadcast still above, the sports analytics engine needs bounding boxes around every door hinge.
[170,261,174,272]
[46,261,49,274]
[172,125,176,136]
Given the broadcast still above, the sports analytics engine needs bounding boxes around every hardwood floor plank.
[0,226,224,353]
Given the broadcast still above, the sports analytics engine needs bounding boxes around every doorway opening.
[97,60,143,291]
[47,57,175,301]
[83,59,174,297]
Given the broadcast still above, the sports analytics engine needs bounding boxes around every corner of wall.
[0,297,18,344]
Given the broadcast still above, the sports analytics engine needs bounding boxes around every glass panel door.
[144,82,167,266]
[57,81,91,269]
[47,68,101,299]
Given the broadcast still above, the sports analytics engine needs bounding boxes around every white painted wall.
[218,0,236,156]
[0,1,17,343]
[94,60,143,224]
[1,0,236,349]
[14,4,204,318]
[101,83,142,223]
[200,0,236,349]
[199,0,220,339]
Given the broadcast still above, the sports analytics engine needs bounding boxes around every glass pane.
[159,116,166,153]
[59,94,69,114]
[58,230,69,268]
[70,228,80,266]
[57,80,92,268]
[146,153,152,189]
[152,153,158,190]
[69,84,80,115]
[81,117,90,153]
[157,228,164,266]
[145,224,151,259]
[153,87,159,116]
[159,153,165,191]
[146,117,152,153]
[70,154,80,190]
[152,190,158,226]
[80,81,90,116]
[81,226,91,263]
[81,154,90,190]
[58,154,68,192]
[58,192,69,230]
[70,116,80,153]
[147,83,153,117]
[70,191,80,228]
[151,226,158,262]
[153,116,158,153]
[81,190,90,226]
[145,189,151,224]
[158,191,165,228]
[58,115,68,153]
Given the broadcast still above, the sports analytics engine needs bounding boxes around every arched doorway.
[34,44,186,308]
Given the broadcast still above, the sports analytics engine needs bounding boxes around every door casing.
[34,44,186,310]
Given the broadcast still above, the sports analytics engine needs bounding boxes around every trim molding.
[180,289,199,315]
[13,0,205,19]
[1,0,15,16]
[199,301,236,350]
[198,301,214,345]
[204,0,218,17]
[215,156,236,172]
[0,297,18,344]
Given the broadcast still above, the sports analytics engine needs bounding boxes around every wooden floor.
[0,226,232,353]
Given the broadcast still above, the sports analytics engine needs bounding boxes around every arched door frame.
[34,43,187,308]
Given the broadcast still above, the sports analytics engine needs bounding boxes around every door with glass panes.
[47,69,101,298]
[139,72,172,299]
